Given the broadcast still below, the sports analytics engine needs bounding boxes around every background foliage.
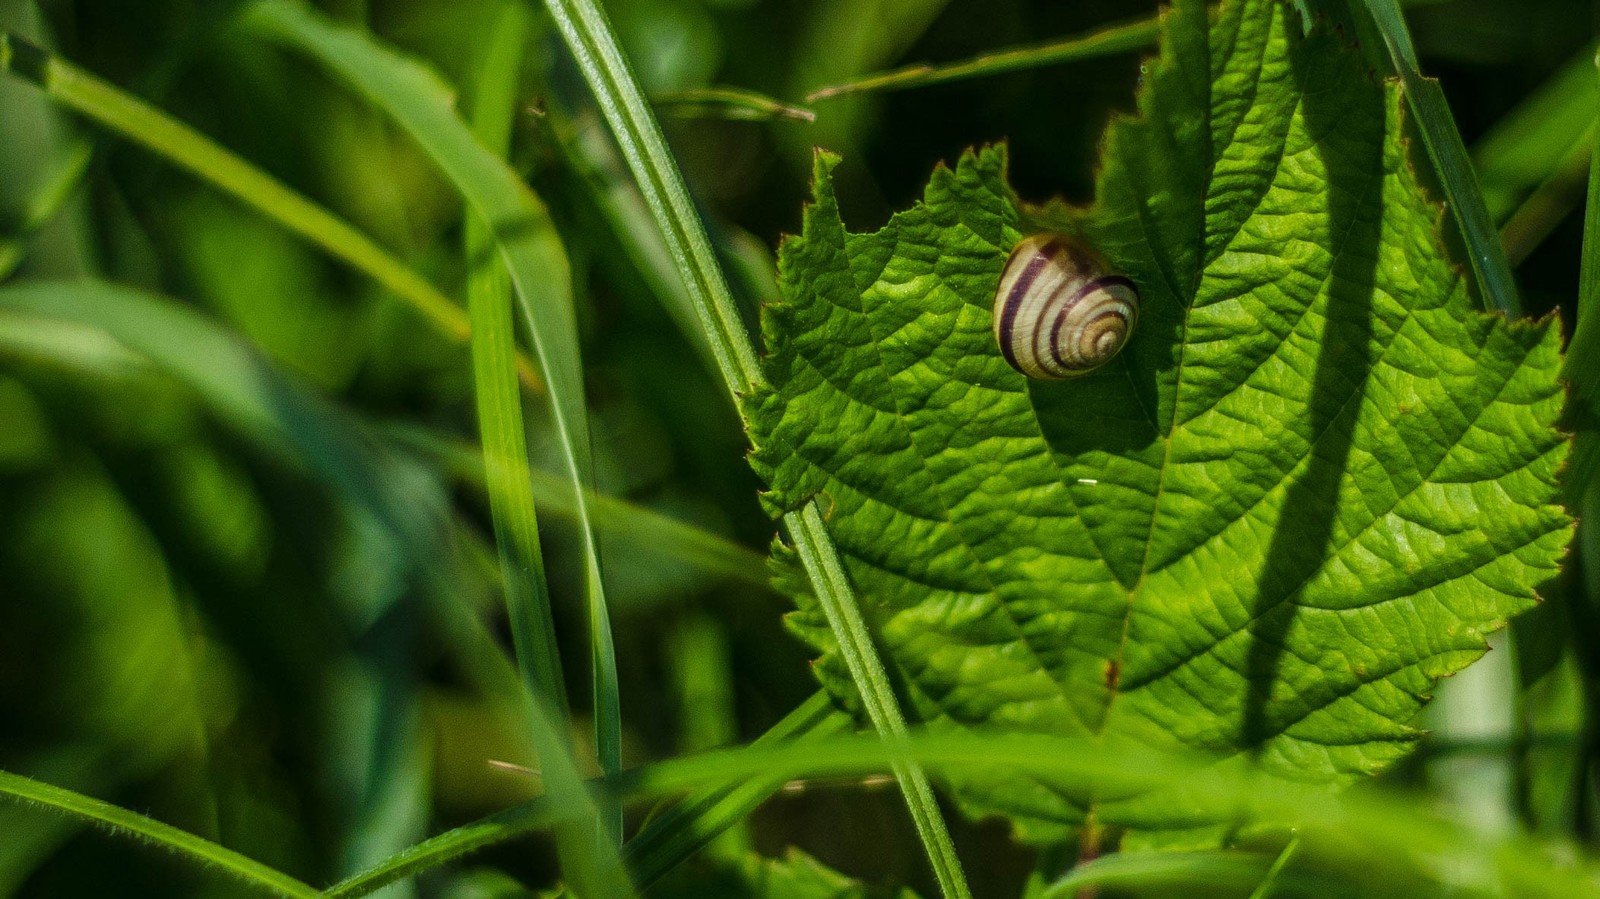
[1,0,1598,896]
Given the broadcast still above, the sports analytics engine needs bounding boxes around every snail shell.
[992,233,1139,380]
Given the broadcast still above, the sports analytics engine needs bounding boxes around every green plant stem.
[539,1,972,895]
[805,14,1159,102]
[1357,0,1524,318]
[0,29,543,390]
[0,770,320,899]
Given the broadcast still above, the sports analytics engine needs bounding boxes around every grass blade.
[0,29,545,388]
[1500,124,1594,267]
[0,279,621,896]
[539,0,760,397]
[1358,0,1524,317]
[241,1,626,859]
[624,690,848,890]
[1474,40,1600,224]
[383,426,770,589]
[539,0,971,894]
[805,14,1159,103]
[0,767,319,898]
[464,0,567,726]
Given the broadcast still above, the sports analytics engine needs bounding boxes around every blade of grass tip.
[804,14,1158,103]
[652,86,815,122]
[0,29,544,391]
[538,0,971,895]
[0,769,320,899]
[1358,0,1524,318]
[242,0,627,866]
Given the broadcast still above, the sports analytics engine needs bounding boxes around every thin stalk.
[0,29,543,390]
[806,14,1159,102]
[539,0,973,895]
[1245,835,1302,899]
[653,86,815,122]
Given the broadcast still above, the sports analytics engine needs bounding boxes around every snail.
[992,233,1139,379]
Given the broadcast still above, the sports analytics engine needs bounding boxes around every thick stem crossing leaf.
[747,0,1571,840]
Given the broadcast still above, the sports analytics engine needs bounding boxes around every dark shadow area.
[1240,30,1382,752]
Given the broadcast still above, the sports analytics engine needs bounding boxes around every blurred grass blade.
[1475,40,1600,224]
[0,136,91,280]
[384,426,770,588]
[539,0,971,895]
[1562,52,1600,505]
[1500,124,1594,267]
[1358,0,1523,317]
[351,729,1600,899]
[464,0,567,724]
[805,14,1158,102]
[624,690,849,890]
[0,769,320,899]
[337,692,845,895]
[0,29,550,388]
[242,0,626,857]
[0,279,620,896]
[652,86,815,122]
[462,3,623,880]
[0,281,400,533]
[1040,849,1312,899]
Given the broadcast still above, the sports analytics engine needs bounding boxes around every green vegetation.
[2,0,1598,896]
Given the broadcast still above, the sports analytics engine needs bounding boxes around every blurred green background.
[0,0,1595,896]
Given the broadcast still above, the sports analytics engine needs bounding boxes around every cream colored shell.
[992,234,1139,380]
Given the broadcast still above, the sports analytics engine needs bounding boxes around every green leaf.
[747,0,1571,840]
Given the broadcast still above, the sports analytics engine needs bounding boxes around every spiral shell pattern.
[992,234,1139,380]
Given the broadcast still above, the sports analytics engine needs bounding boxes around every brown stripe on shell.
[991,236,1139,380]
